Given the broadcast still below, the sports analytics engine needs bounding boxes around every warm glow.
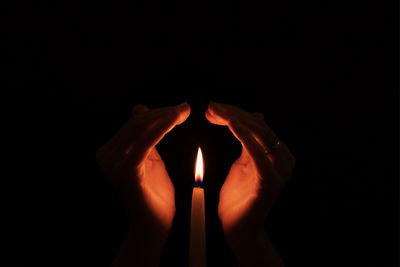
[195,147,204,185]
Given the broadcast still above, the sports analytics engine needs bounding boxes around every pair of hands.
[96,102,295,267]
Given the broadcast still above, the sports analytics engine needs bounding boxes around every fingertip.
[205,109,213,121]
[206,102,218,114]
[176,102,190,113]
[176,102,191,125]
[208,101,235,123]
[205,109,220,125]
[176,101,189,108]
[208,101,224,113]
[206,107,229,125]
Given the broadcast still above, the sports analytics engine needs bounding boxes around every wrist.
[226,227,265,256]
[226,228,285,267]
[129,226,166,254]
[112,226,166,267]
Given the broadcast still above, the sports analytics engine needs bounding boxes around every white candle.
[189,147,206,267]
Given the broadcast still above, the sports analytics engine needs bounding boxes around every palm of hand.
[138,148,175,231]
[218,149,266,236]
[98,103,190,240]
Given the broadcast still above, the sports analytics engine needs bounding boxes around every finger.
[175,102,191,125]
[141,102,190,150]
[118,103,190,156]
[139,102,190,127]
[126,102,191,164]
[207,101,271,151]
[207,101,266,143]
[208,101,279,153]
[205,102,234,126]
[101,104,150,155]
[207,101,294,183]
[207,101,247,124]
[268,141,296,182]
[253,112,264,121]
[229,119,276,180]
[208,102,264,132]
[205,109,226,125]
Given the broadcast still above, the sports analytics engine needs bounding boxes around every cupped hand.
[96,103,190,244]
[205,101,295,265]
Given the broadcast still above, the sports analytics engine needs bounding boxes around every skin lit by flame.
[195,147,204,185]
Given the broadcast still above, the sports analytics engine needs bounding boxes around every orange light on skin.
[195,147,204,186]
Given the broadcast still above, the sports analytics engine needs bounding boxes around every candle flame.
[195,147,204,186]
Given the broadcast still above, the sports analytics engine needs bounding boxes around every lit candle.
[189,147,206,267]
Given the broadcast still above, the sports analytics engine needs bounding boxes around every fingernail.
[176,102,188,108]
[210,101,225,111]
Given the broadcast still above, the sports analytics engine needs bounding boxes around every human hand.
[96,103,190,266]
[205,101,295,266]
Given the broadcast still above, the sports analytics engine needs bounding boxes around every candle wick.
[195,180,202,187]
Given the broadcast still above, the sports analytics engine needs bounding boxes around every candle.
[189,147,206,267]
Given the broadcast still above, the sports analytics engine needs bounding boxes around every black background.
[1,0,398,266]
